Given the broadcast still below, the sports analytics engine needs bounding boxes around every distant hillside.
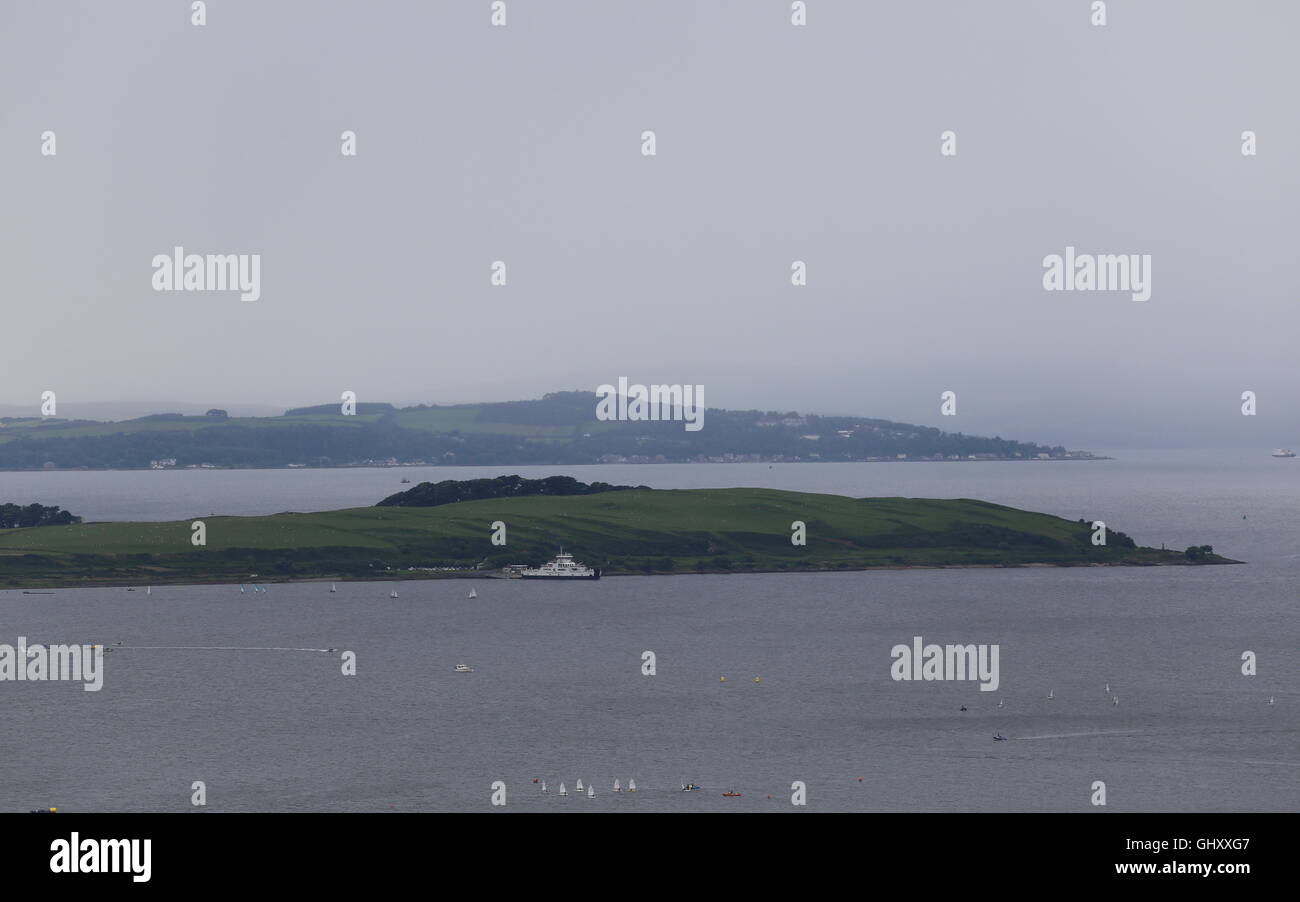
[0,391,1094,471]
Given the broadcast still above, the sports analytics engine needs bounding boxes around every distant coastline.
[0,455,1113,475]
[0,391,1100,471]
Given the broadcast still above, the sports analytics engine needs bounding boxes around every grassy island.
[0,485,1237,588]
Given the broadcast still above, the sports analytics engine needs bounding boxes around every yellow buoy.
[754,677,760,683]
[719,676,726,682]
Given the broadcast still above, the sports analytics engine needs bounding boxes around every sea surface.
[0,449,1296,812]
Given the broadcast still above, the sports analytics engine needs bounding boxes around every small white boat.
[613,779,621,792]
[330,584,337,593]
[587,785,595,798]
[1269,696,1275,705]
[468,588,477,599]
[1272,449,1296,458]
[1105,683,1110,694]
[558,783,567,796]
[628,779,636,792]
[996,699,1004,709]
[1047,689,1054,700]
[389,590,399,599]
[454,664,474,673]
[1112,695,1119,706]
[541,780,548,793]
[240,585,246,593]
[146,586,152,596]
[575,779,584,793]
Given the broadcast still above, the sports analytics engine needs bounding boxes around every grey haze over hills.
[2,1,1297,449]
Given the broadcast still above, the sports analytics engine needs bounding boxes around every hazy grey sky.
[2,1,1297,448]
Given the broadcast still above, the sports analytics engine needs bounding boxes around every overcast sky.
[2,0,1296,448]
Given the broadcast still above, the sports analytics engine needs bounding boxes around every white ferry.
[520,549,601,580]
[1272,449,1296,458]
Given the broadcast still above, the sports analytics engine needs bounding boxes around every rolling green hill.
[0,487,1233,588]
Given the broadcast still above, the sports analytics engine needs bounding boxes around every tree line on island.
[0,503,81,528]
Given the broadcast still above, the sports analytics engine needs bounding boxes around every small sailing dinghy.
[587,785,595,798]
[541,780,548,793]
[613,779,621,792]
[330,584,337,593]
[1047,689,1054,700]
[468,588,477,599]
[454,664,474,673]
[558,783,567,796]
[390,590,399,599]
[627,779,637,792]
[575,779,584,793]
[146,586,152,596]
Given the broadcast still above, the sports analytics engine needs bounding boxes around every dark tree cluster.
[0,503,81,528]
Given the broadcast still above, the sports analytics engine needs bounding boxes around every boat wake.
[1013,729,1147,741]
[111,645,335,653]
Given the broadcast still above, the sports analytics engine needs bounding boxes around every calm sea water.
[0,449,1296,811]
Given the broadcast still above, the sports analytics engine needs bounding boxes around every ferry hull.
[520,569,601,580]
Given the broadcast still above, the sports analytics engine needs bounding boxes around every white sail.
[613,779,621,792]
[575,779,584,792]
[587,785,595,798]
[468,588,477,599]
[541,781,547,792]
[558,783,566,796]
[628,779,636,792]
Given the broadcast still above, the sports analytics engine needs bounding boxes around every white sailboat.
[1112,695,1120,706]
[587,785,595,798]
[146,586,151,596]
[575,779,584,793]
[558,783,567,796]
[996,699,1004,709]
[1269,696,1275,705]
[240,585,246,593]
[541,780,548,793]
[468,588,477,599]
[1105,683,1110,694]
[1047,689,1054,700]
[628,779,636,792]
[389,590,399,599]
[330,583,337,593]
[613,779,621,792]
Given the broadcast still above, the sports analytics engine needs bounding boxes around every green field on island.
[0,485,1235,588]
